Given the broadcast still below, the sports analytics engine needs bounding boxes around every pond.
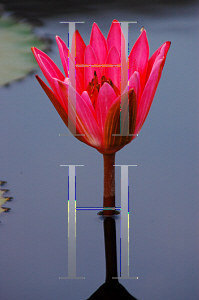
[0,4,198,300]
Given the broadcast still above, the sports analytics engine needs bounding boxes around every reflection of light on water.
[0,183,12,215]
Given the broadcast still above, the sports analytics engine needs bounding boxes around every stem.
[103,153,116,215]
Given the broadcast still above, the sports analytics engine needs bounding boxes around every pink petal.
[107,20,128,93]
[56,36,69,77]
[71,30,86,77]
[53,78,87,120]
[129,30,149,92]
[71,30,86,64]
[105,46,121,91]
[52,78,69,112]
[145,41,171,84]
[84,45,102,90]
[57,81,102,148]
[32,47,65,81]
[67,58,83,95]
[76,90,103,148]
[107,20,127,91]
[129,71,140,104]
[36,75,91,146]
[56,36,83,94]
[102,88,137,153]
[120,60,128,93]
[107,20,125,61]
[35,75,68,126]
[135,57,165,134]
[35,76,83,143]
[36,54,64,97]
[75,68,84,95]
[81,91,97,120]
[95,82,117,134]
[90,22,108,65]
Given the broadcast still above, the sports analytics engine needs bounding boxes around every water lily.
[32,20,170,214]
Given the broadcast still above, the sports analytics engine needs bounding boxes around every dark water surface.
[0,5,199,300]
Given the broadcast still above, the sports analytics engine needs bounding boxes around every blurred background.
[0,0,198,17]
[0,1,199,300]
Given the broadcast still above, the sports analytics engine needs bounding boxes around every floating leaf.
[0,17,49,86]
[0,189,12,213]
[0,181,7,186]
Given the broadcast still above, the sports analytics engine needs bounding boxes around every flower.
[32,20,170,154]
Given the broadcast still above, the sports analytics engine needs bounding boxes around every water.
[0,5,198,300]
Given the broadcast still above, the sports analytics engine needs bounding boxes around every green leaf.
[0,190,11,213]
[0,17,48,86]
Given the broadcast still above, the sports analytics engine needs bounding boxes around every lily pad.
[0,189,11,213]
[0,16,49,86]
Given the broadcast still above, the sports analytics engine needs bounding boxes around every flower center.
[86,71,120,109]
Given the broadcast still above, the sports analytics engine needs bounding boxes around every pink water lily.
[32,20,170,155]
[32,20,170,215]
